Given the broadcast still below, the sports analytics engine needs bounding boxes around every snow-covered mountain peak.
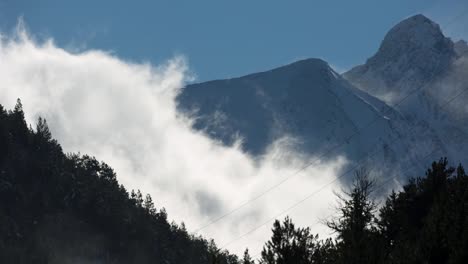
[177,57,392,156]
[367,14,455,80]
[378,14,449,53]
[344,15,456,102]
[246,58,339,83]
[280,58,329,70]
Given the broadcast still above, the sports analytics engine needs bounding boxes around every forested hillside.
[0,99,239,263]
[1,99,467,263]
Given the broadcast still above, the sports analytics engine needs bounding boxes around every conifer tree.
[144,194,156,216]
[242,248,254,264]
[36,117,52,141]
[327,169,380,264]
[260,216,323,264]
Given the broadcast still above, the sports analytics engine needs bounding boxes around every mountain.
[344,14,456,102]
[344,14,468,166]
[177,14,468,180]
[178,58,397,158]
[177,59,427,180]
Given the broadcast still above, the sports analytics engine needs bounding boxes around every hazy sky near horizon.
[1,0,467,81]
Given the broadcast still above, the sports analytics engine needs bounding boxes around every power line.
[239,5,468,243]
[194,61,463,234]
[194,6,468,240]
[247,148,439,261]
[193,65,436,233]
[218,73,468,250]
[245,75,468,258]
[373,148,440,193]
[220,154,366,248]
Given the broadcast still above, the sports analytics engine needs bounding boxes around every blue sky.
[1,0,467,82]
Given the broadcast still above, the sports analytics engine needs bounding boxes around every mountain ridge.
[177,14,468,181]
[177,57,397,159]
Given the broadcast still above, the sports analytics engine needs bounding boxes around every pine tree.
[260,216,323,264]
[327,169,380,264]
[10,98,28,141]
[136,190,144,207]
[377,159,468,263]
[13,98,24,117]
[36,117,52,141]
[242,249,254,264]
[144,194,156,216]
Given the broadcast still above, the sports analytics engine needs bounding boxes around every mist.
[0,24,346,256]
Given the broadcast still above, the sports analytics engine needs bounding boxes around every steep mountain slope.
[177,59,425,179]
[344,14,468,166]
[177,14,468,180]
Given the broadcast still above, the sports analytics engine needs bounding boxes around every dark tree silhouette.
[242,248,255,264]
[0,100,238,263]
[1,99,468,264]
[326,169,381,264]
[378,158,468,263]
[260,216,332,264]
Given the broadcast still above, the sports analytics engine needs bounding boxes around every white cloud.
[0,25,346,256]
